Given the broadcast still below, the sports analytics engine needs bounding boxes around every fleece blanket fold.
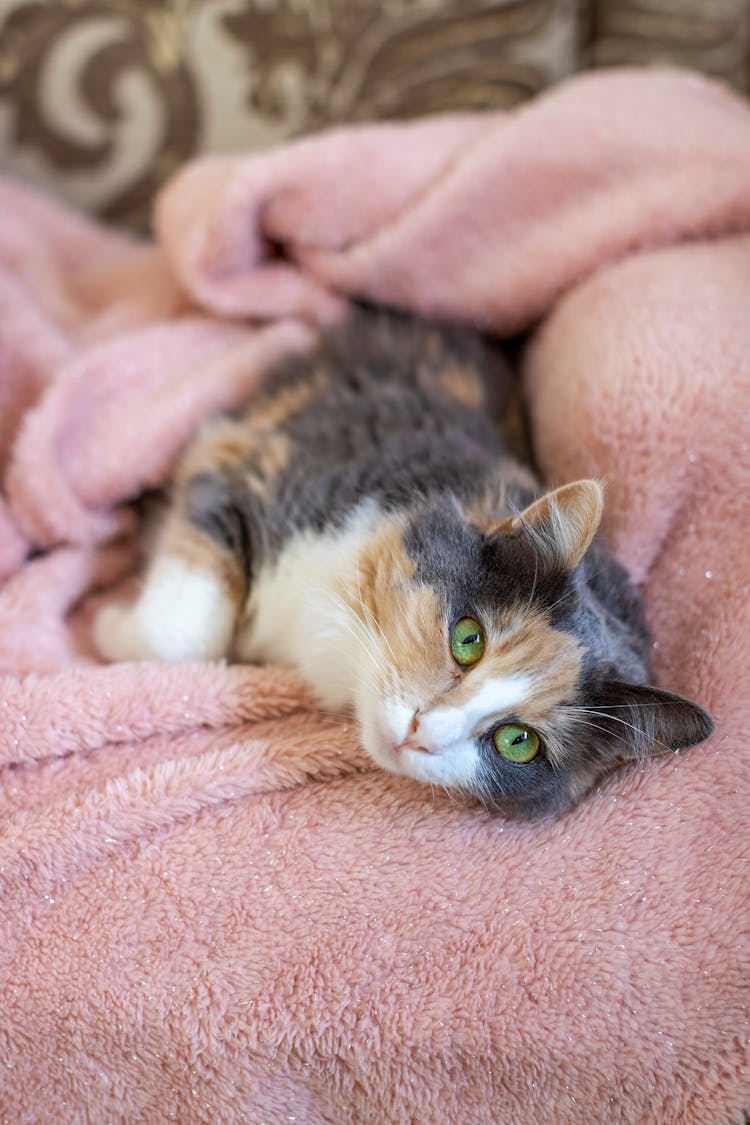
[0,68,748,1123]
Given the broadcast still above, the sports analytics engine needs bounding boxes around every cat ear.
[589,678,715,762]
[503,480,604,570]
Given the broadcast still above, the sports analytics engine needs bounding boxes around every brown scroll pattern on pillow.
[0,0,581,231]
[586,0,750,88]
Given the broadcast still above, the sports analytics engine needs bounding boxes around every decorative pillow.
[0,0,583,230]
[587,0,748,86]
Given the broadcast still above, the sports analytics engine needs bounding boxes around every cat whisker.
[565,715,630,744]
[543,564,608,620]
[565,706,671,755]
[524,551,539,617]
[359,597,397,664]
[545,588,575,615]
[542,583,580,618]
[441,784,461,812]
[328,587,380,652]
[312,585,385,675]
[570,701,689,710]
[352,585,393,661]
[329,614,381,673]
[573,722,654,771]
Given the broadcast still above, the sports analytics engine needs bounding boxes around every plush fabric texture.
[0,69,748,1122]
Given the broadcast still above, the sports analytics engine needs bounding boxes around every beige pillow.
[0,0,582,230]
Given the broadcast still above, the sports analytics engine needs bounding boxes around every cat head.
[351,479,714,817]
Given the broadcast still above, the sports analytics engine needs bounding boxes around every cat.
[95,308,714,818]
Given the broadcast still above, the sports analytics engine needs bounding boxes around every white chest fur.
[233,505,379,710]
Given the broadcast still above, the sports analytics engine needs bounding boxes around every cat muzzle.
[394,734,437,756]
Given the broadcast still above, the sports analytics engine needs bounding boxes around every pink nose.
[395,718,437,755]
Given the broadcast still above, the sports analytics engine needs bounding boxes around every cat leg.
[95,476,249,664]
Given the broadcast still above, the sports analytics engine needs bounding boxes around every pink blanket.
[1,69,748,1122]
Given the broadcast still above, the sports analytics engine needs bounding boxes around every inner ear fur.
[483,480,604,569]
[590,678,715,762]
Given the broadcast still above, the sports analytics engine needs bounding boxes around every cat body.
[96,310,713,817]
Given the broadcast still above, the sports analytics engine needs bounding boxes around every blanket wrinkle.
[5,317,315,552]
[0,736,359,900]
[0,711,362,829]
[0,664,317,768]
[155,114,487,322]
[0,497,27,581]
[0,67,748,1124]
[0,545,137,673]
[158,69,750,333]
[0,270,72,465]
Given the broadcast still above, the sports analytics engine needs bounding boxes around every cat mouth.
[392,738,437,756]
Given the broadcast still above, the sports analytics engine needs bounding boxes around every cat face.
[352,481,714,817]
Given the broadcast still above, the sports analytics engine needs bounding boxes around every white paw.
[94,558,237,664]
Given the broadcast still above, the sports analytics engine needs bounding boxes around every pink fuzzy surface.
[0,69,747,1122]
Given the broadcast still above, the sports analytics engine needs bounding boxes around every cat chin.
[395,744,481,789]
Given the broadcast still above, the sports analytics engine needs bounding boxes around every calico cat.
[95,309,714,818]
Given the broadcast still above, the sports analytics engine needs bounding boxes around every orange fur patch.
[417,354,486,410]
[178,371,330,491]
[178,416,291,501]
[178,420,252,478]
[348,516,450,700]
[244,370,328,433]
[434,363,485,410]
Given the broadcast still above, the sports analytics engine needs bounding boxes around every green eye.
[493,724,541,763]
[450,616,485,667]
